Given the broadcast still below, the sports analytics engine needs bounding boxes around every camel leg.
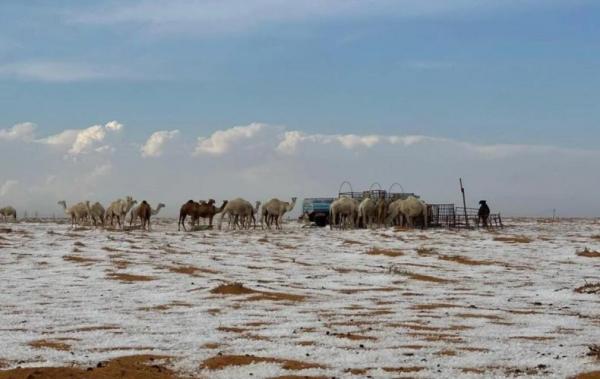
[179,214,187,231]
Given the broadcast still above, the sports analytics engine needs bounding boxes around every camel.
[239,201,261,229]
[58,201,89,226]
[85,201,106,227]
[0,206,17,222]
[261,197,297,230]
[197,200,228,228]
[375,198,390,228]
[358,197,378,229]
[178,199,227,231]
[136,200,152,231]
[329,196,359,229]
[105,196,137,229]
[386,196,428,229]
[179,200,200,231]
[218,198,255,230]
[130,202,165,227]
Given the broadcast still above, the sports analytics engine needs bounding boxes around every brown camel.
[179,200,200,231]
[178,199,228,231]
[196,200,228,227]
[138,200,152,231]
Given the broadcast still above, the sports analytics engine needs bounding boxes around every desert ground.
[0,218,599,378]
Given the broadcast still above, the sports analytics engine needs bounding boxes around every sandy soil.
[0,218,599,378]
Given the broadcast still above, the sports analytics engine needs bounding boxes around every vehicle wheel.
[315,216,328,227]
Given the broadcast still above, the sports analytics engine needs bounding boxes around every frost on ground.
[0,219,599,378]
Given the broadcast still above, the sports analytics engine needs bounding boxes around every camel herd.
[329,195,428,229]
[45,196,297,231]
[1,194,428,231]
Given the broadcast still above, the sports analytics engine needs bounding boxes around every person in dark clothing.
[478,200,490,227]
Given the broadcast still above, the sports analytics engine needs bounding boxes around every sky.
[1,0,599,217]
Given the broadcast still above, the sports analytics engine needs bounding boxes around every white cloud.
[194,123,266,155]
[141,130,180,157]
[277,131,435,154]
[0,180,19,197]
[104,120,123,132]
[336,134,380,149]
[39,121,124,156]
[1,120,600,217]
[0,122,36,142]
[69,125,107,155]
[276,131,306,154]
[0,61,123,82]
[68,1,574,35]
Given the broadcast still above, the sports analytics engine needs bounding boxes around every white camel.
[387,196,428,229]
[129,202,165,227]
[105,196,137,229]
[85,201,106,227]
[240,201,261,229]
[329,196,359,229]
[261,197,297,230]
[0,206,17,222]
[218,198,255,230]
[58,201,89,226]
[358,197,378,229]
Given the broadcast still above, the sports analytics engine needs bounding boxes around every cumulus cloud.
[0,122,36,142]
[194,123,266,155]
[39,121,124,156]
[1,120,600,217]
[104,120,123,132]
[277,131,436,154]
[336,134,380,149]
[141,130,179,157]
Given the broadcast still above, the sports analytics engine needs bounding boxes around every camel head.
[216,200,228,213]
[207,199,216,205]
[57,200,66,208]
[157,203,165,210]
[286,197,297,212]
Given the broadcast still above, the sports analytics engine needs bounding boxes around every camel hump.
[187,200,194,204]
[142,200,148,204]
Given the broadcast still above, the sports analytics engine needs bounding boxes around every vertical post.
[460,178,469,228]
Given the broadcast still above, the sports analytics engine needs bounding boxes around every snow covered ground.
[0,218,599,378]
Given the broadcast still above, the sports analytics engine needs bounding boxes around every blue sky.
[2,0,599,145]
[1,1,600,216]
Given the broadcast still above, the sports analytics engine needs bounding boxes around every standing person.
[478,200,490,227]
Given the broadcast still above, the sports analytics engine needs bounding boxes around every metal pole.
[460,178,469,228]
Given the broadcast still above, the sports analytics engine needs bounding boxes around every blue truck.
[301,197,335,227]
